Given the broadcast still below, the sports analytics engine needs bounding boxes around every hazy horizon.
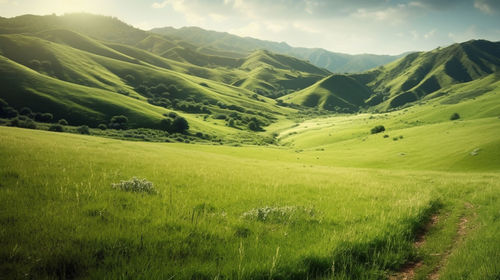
[1,0,500,55]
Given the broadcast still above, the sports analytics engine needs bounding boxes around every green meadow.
[1,13,500,280]
[1,102,499,278]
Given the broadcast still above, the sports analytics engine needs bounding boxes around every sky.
[1,0,499,55]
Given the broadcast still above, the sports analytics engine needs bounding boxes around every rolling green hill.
[280,40,500,112]
[279,74,372,112]
[1,14,337,138]
[151,26,405,73]
[362,40,500,110]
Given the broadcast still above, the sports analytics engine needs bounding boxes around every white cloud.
[424,29,436,39]
[474,0,500,14]
[152,0,169,9]
[152,0,205,24]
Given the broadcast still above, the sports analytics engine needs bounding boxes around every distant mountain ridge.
[150,26,406,73]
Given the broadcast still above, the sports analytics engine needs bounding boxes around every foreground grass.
[0,127,499,279]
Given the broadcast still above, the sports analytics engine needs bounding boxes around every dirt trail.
[428,203,473,280]
[389,214,439,280]
[390,203,473,280]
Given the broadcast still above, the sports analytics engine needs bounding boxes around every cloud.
[410,0,466,10]
[474,0,500,14]
[424,29,436,39]
[152,0,205,24]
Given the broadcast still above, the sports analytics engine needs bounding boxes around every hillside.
[151,26,405,73]
[279,74,372,112]
[362,40,500,110]
[280,40,500,112]
[0,14,337,140]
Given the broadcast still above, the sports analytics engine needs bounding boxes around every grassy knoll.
[0,126,498,279]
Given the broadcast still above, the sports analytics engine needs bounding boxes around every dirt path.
[389,214,439,280]
[428,203,473,280]
[390,203,473,280]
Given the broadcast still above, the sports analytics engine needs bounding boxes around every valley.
[0,12,499,280]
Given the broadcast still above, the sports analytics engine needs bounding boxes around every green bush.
[109,115,128,130]
[450,112,460,120]
[170,116,189,133]
[58,119,68,125]
[159,118,172,131]
[77,125,90,135]
[19,107,33,117]
[9,118,36,129]
[370,125,385,134]
[2,107,18,118]
[48,124,64,132]
[35,113,53,123]
[214,114,227,120]
[98,124,107,130]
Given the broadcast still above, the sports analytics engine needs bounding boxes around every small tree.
[58,119,68,125]
[19,107,33,117]
[48,124,64,132]
[160,118,172,131]
[77,125,90,135]
[248,120,261,131]
[98,123,107,130]
[109,115,128,130]
[450,113,460,120]
[170,116,189,133]
[370,125,385,134]
[36,113,53,123]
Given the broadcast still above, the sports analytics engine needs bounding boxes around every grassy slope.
[0,121,498,279]
[280,74,372,110]
[0,33,298,135]
[364,40,500,110]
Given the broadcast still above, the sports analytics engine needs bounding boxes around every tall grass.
[0,127,498,279]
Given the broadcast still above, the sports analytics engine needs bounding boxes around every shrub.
[2,107,18,118]
[450,112,460,120]
[160,118,172,131]
[9,118,35,129]
[48,124,64,132]
[214,114,227,120]
[77,125,90,135]
[112,177,156,194]
[370,125,385,134]
[98,124,107,130]
[109,115,128,130]
[19,107,32,116]
[58,119,68,125]
[383,134,389,138]
[228,118,235,127]
[170,116,189,133]
[248,120,261,131]
[35,113,53,123]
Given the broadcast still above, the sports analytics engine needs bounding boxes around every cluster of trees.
[159,113,189,134]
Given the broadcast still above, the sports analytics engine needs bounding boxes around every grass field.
[1,116,498,279]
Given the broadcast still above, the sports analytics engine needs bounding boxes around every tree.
[170,116,189,133]
[159,118,172,131]
[248,120,261,131]
[19,107,33,117]
[109,115,128,130]
[58,119,68,125]
[370,125,385,134]
[77,125,90,135]
[450,113,460,120]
